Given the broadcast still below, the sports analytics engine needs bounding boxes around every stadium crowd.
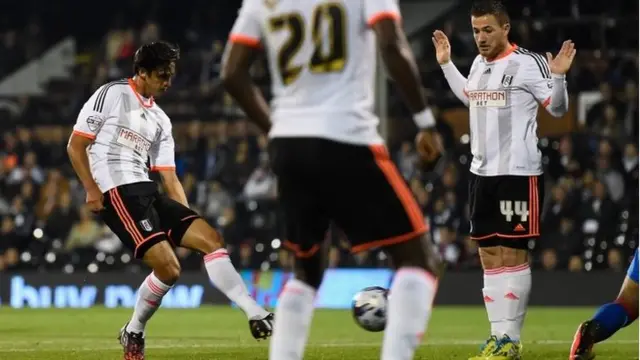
[0,0,637,274]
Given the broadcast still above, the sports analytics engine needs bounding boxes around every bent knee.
[202,232,225,253]
[190,222,225,253]
[155,259,181,285]
[617,277,639,310]
[479,246,502,270]
[501,247,529,267]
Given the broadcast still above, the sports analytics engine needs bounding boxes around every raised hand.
[432,30,451,65]
[546,40,577,75]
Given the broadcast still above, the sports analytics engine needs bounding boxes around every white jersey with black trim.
[71,78,175,193]
[441,45,569,177]
[229,0,402,145]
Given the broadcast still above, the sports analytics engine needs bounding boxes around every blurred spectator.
[396,141,419,181]
[199,181,234,222]
[0,216,20,270]
[7,151,45,185]
[541,248,558,270]
[620,80,639,143]
[243,154,276,200]
[44,191,77,242]
[586,83,622,130]
[64,206,103,252]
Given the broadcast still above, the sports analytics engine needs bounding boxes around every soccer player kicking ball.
[569,249,639,359]
[433,1,576,359]
[67,41,273,360]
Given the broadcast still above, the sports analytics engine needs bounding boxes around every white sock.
[502,264,531,341]
[127,272,172,334]
[204,249,269,319]
[269,279,316,360]
[381,267,438,360]
[482,268,509,338]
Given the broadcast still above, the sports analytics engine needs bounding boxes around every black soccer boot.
[118,322,146,360]
[249,313,274,340]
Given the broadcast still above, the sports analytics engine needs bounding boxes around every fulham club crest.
[140,219,153,232]
[501,75,513,87]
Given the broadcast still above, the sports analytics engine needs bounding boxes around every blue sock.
[591,302,631,342]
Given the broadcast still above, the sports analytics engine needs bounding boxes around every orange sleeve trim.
[367,11,401,27]
[150,166,176,172]
[72,130,96,140]
[542,96,551,107]
[229,34,261,48]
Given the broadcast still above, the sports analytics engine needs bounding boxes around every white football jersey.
[71,78,175,193]
[229,0,401,145]
[463,46,560,176]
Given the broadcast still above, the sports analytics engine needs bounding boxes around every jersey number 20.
[269,3,347,85]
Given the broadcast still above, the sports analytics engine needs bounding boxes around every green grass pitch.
[0,306,637,359]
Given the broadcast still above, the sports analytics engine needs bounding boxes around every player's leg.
[491,176,543,359]
[123,242,179,333]
[470,175,542,360]
[267,137,331,360]
[99,185,179,360]
[468,174,506,358]
[153,195,272,339]
[330,144,441,360]
[480,239,531,360]
[570,250,639,360]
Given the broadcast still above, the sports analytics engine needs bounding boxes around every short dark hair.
[471,0,510,25]
[133,41,180,75]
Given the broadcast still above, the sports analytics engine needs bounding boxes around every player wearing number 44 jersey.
[434,1,576,359]
[67,41,272,360]
[222,0,446,360]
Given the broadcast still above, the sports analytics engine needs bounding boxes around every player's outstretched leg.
[179,219,273,340]
[570,252,639,360]
[120,241,181,360]
[380,233,443,360]
[269,244,326,360]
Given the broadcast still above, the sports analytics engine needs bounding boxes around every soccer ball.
[351,286,388,332]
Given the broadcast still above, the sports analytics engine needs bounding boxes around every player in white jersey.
[432,1,576,359]
[222,1,445,359]
[67,41,273,360]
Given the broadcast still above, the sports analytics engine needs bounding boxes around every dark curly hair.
[471,0,510,25]
[133,41,180,75]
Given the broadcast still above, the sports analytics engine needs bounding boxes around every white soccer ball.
[351,286,388,332]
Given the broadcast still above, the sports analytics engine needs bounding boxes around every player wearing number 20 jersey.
[223,1,444,360]
[230,0,390,145]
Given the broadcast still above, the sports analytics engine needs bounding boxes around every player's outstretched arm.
[221,42,271,134]
[432,30,469,107]
[522,41,575,118]
[540,40,575,117]
[371,18,441,161]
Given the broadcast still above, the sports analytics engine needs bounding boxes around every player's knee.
[154,258,181,285]
[501,246,529,267]
[616,278,639,319]
[192,223,225,254]
[478,246,503,270]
